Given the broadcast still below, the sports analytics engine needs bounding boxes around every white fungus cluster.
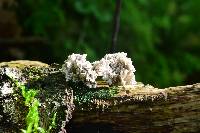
[93,52,136,86]
[62,53,97,88]
[62,52,136,88]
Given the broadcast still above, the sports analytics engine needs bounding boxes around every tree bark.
[68,84,200,133]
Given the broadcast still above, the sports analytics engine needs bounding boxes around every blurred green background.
[1,0,200,88]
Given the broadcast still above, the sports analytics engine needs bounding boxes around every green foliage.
[17,0,200,87]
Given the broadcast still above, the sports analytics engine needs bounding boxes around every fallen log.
[0,60,199,133]
[68,83,200,133]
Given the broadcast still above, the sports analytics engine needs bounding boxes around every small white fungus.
[62,53,97,88]
[93,52,136,86]
[62,52,136,88]
[1,82,13,95]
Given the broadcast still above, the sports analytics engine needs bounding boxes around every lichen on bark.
[0,61,74,132]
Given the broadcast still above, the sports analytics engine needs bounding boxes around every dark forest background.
[1,0,200,88]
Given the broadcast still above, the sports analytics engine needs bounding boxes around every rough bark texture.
[68,84,200,133]
[0,60,199,133]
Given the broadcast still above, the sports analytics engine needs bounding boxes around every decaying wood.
[0,60,199,133]
[68,83,200,133]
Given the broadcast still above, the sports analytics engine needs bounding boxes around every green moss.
[1,61,73,132]
[68,81,119,109]
[10,76,57,133]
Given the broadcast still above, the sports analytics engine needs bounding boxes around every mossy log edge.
[69,83,200,133]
